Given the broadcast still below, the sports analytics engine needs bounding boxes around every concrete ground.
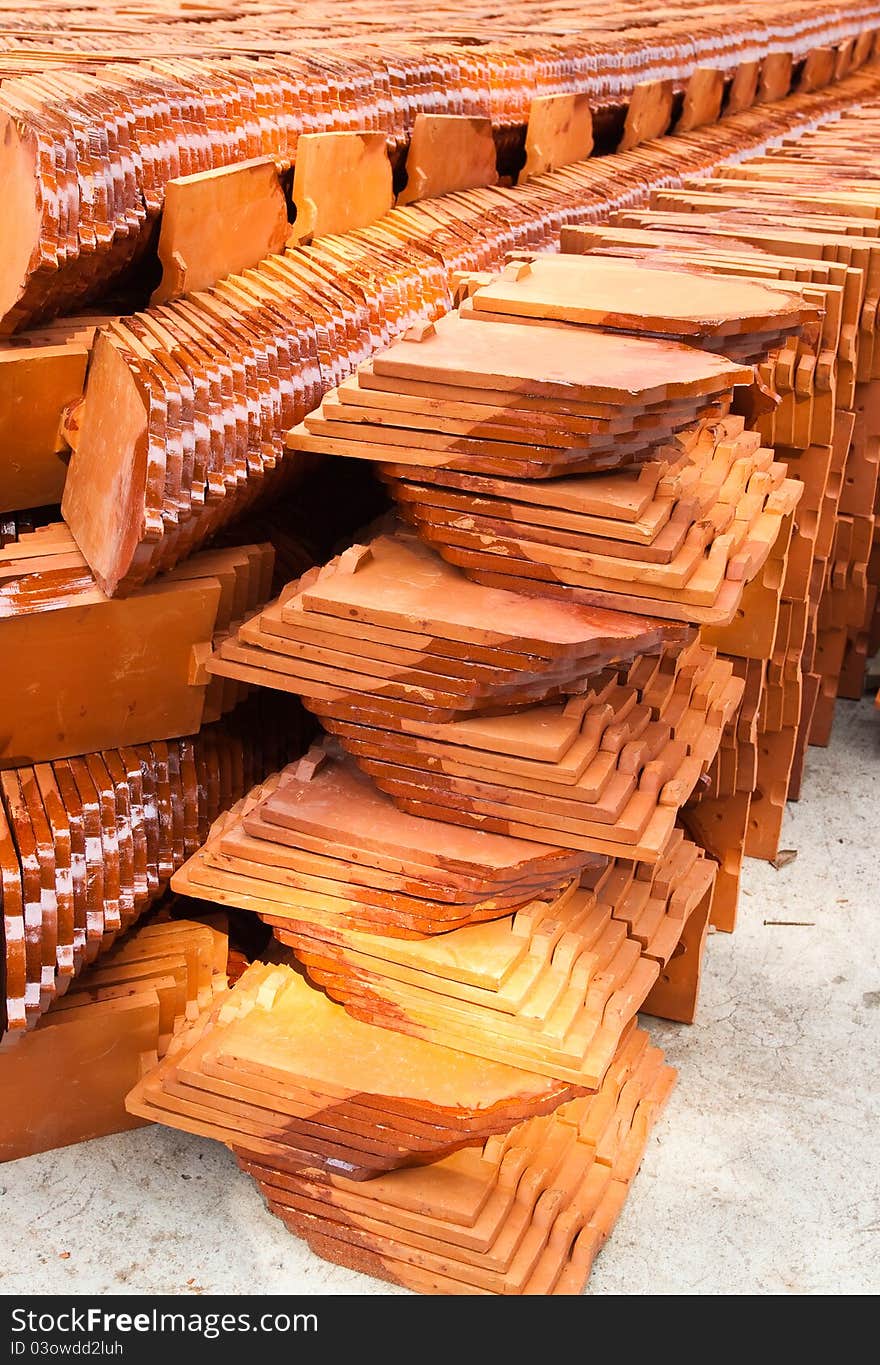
[1,696,877,1297]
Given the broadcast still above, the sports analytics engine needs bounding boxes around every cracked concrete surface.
[1,695,877,1296]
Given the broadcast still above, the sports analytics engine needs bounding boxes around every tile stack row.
[0,522,280,763]
[555,218,859,818]
[59,239,452,595]
[3,0,873,79]
[54,62,880,597]
[0,691,309,1040]
[0,0,876,329]
[0,917,229,1161]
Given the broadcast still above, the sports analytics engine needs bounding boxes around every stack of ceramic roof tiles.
[58,241,453,596]
[0,917,228,1160]
[126,957,677,1291]
[139,509,718,1290]
[289,310,753,484]
[369,257,806,623]
[458,252,815,359]
[0,56,404,332]
[270,249,808,956]
[126,958,594,1180]
[237,1018,676,1295]
[318,633,740,863]
[207,526,686,709]
[173,740,717,1071]
[164,202,818,1286]
[0,691,308,1041]
[619,181,880,753]
[173,739,595,939]
[544,237,844,884]
[4,0,873,69]
[290,833,714,1048]
[423,251,810,886]
[59,293,324,598]
[206,528,745,867]
[751,100,880,714]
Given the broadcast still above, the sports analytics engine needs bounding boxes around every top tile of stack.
[208,526,689,724]
[288,312,752,479]
[464,254,818,352]
[125,959,592,1180]
[294,531,679,654]
[373,313,753,403]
